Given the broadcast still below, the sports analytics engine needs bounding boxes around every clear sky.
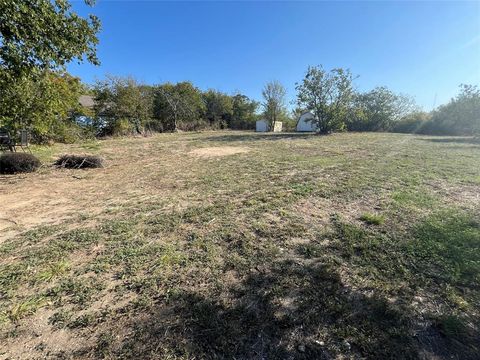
[68,1,480,110]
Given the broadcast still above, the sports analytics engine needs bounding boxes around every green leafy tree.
[0,70,86,142]
[154,82,206,131]
[348,87,418,131]
[391,111,432,134]
[424,84,480,135]
[0,0,100,74]
[296,65,355,134]
[202,89,233,129]
[261,80,287,131]
[230,94,259,130]
[0,0,100,140]
[93,76,154,135]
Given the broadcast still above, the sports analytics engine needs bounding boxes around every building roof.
[78,95,95,108]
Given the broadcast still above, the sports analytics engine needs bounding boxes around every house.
[78,95,95,109]
[296,112,318,132]
[256,119,269,132]
[76,95,96,126]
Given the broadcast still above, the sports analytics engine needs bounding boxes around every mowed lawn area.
[0,131,479,359]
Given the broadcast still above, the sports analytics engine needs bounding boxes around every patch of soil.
[189,146,251,157]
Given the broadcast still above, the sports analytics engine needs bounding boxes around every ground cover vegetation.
[0,131,478,359]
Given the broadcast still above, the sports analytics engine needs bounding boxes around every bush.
[112,118,135,136]
[54,155,103,169]
[0,152,41,174]
[391,112,431,134]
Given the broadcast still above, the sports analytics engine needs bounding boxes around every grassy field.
[0,131,479,359]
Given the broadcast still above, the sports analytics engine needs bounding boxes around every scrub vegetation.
[0,131,479,359]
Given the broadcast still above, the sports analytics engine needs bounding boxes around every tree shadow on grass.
[106,211,480,359]
[108,260,426,359]
[198,132,317,143]
[62,210,479,360]
[419,137,480,146]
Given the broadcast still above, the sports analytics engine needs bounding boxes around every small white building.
[296,112,318,132]
[256,119,269,132]
[256,120,283,132]
[272,121,282,132]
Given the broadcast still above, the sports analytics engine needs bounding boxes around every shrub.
[0,153,41,174]
[54,155,103,169]
[391,112,431,134]
[112,118,135,136]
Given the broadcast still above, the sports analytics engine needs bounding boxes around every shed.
[296,112,318,132]
[256,119,269,132]
[272,121,283,132]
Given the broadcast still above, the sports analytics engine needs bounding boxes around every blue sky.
[69,1,480,110]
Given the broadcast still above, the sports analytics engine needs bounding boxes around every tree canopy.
[348,87,418,132]
[261,80,287,130]
[296,66,355,134]
[0,0,100,75]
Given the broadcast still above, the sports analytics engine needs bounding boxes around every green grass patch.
[359,213,385,225]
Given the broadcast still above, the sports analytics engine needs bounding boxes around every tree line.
[1,1,478,143]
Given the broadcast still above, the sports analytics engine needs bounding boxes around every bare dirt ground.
[189,146,251,157]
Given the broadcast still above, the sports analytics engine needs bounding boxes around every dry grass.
[0,131,479,359]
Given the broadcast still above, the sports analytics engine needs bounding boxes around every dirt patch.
[189,146,250,157]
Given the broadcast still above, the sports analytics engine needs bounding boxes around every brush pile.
[55,154,103,169]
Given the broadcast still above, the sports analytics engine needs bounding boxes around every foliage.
[422,84,480,135]
[296,65,355,134]
[261,80,287,130]
[153,82,205,131]
[230,94,259,130]
[391,111,432,134]
[390,85,479,136]
[348,87,418,131]
[54,154,103,169]
[202,89,233,129]
[93,76,154,136]
[0,152,41,174]
[0,0,100,75]
[0,70,87,143]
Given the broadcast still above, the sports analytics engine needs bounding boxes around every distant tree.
[391,111,432,134]
[261,80,287,131]
[424,84,480,135]
[296,65,355,134]
[0,0,100,75]
[230,94,259,130]
[93,76,153,135]
[348,87,418,131]
[202,90,233,129]
[0,70,85,142]
[154,82,205,131]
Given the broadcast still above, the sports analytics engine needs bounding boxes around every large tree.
[261,80,287,131]
[154,82,205,131]
[296,65,355,134]
[348,87,418,131]
[93,76,153,135]
[425,84,480,135]
[0,0,100,74]
[202,89,233,129]
[0,0,100,139]
[230,94,259,130]
[0,70,86,142]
